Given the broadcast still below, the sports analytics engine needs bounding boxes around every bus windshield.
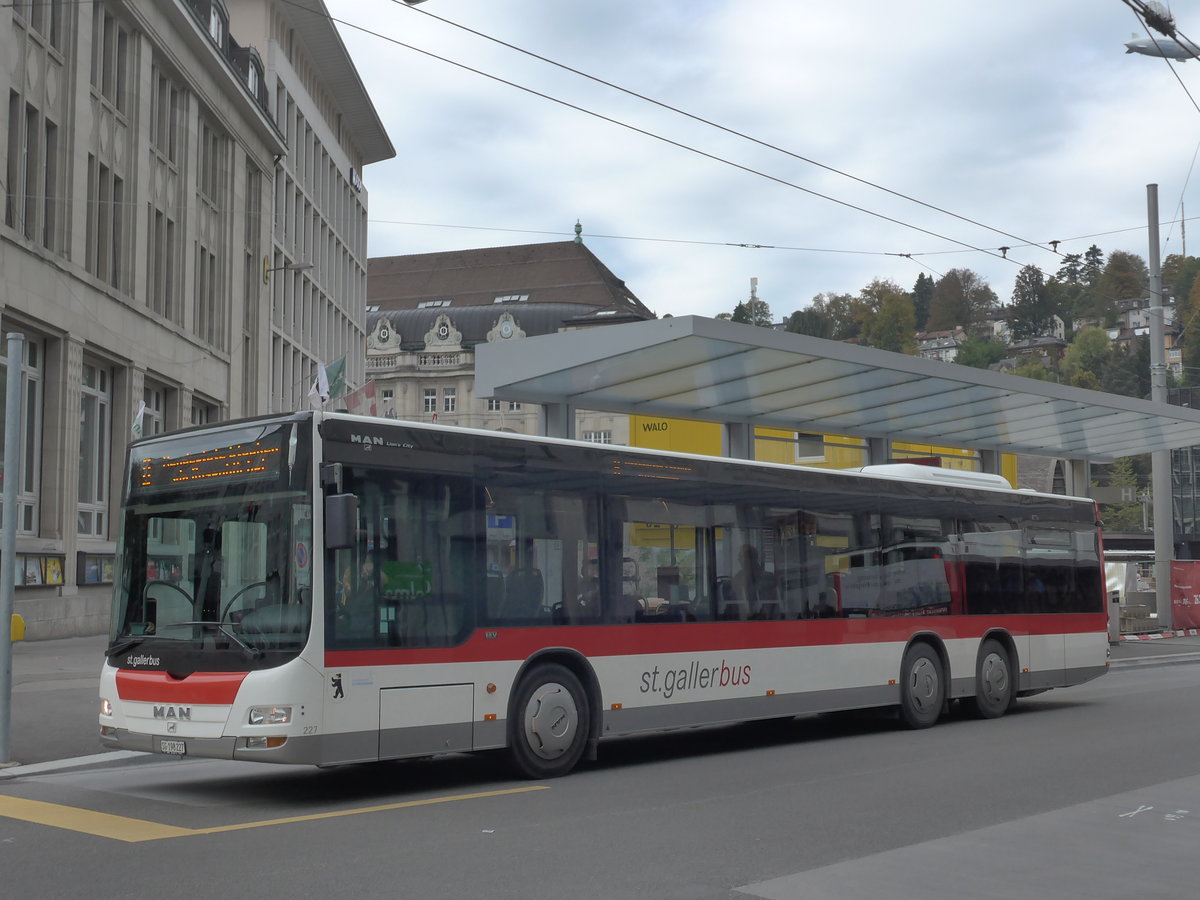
[107,420,313,671]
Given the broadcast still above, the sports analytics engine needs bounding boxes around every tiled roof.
[368,241,655,319]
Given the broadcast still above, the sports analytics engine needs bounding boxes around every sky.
[324,1,1200,321]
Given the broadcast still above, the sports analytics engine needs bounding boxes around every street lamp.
[262,259,313,285]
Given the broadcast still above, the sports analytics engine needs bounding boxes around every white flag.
[308,362,330,409]
[131,400,147,439]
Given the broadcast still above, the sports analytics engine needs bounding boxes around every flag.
[308,362,330,409]
[341,380,377,417]
[325,356,348,401]
[131,400,147,439]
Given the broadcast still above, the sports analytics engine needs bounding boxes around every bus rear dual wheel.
[899,639,1015,728]
[508,663,590,779]
[968,638,1016,719]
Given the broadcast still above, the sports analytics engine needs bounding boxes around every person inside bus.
[559,556,601,623]
[734,544,776,618]
[334,555,380,639]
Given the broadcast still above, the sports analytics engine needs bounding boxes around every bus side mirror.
[325,493,359,549]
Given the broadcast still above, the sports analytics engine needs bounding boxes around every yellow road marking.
[0,785,549,843]
[0,796,193,842]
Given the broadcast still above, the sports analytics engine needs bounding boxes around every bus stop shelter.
[474,315,1200,495]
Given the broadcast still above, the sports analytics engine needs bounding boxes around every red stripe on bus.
[115,670,249,704]
[324,613,1107,668]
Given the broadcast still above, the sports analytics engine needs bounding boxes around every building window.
[150,65,181,163]
[6,89,63,254]
[381,389,394,401]
[208,1,227,48]
[197,119,224,205]
[493,294,529,303]
[78,362,112,537]
[418,300,451,308]
[423,388,436,414]
[90,4,130,113]
[147,207,178,321]
[486,399,502,412]
[191,400,215,426]
[443,387,457,413]
[793,432,826,462]
[143,384,167,436]
[194,244,222,347]
[85,154,125,289]
[508,401,522,412]
[16,0,66,50]
[583,430,612,444]
[0,336,43,534]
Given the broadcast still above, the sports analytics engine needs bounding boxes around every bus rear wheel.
[899,643,944,729]
[968,639,1014,719]
[508,663,589,779]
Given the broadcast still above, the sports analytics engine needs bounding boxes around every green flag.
[325,356,347,401]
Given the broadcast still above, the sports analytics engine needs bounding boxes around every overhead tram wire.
[300,3,1024,269]
[392,0,1056,260]
[369,217,907,257]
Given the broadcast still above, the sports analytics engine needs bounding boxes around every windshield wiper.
[172,621,262,659]
[106,636,144,657]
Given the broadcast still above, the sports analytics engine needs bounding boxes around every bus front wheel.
[899,643,944,729]
[968,639,1014,719]
[508,663,589,779]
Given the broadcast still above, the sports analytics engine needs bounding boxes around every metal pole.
[0,332,26,763]
[1148,186,1173,631]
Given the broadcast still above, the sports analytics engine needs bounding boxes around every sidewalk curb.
[1110,652,1200,669]
[0,750,145,780]
[1120,629,1200,641]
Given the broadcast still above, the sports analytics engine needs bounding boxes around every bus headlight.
[100,698,113,717]
[248,705,292,726]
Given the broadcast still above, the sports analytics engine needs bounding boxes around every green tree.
[1060,326,1111,387]
[806,291,869,341]
[1163,253,1200,303]
[1070,244,1109,323]
[1057,253,1084,284]
[954,336,1005,369]
[785,306,833,339]
[926,268,997,332]
[1097,455,1146,532]
[1011,358,1058,381]
[1081,244,1105,285]
[731,296,772,326]
[1008,264,1054,340]
[912,272,934,331]
[862,279,917,353]
[1097,251,1147,303]
[1100,338,1150,398]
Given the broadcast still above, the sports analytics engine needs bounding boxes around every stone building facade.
[1,0,392,637]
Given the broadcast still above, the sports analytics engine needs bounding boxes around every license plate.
[158,739,186,755]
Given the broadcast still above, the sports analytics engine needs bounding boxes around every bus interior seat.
[486,572,505,618]
[504,567,544,619]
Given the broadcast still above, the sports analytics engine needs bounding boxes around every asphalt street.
[2,631,1199,773]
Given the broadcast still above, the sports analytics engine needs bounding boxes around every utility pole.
[1148,185,1173,630]
[0,332,26,764]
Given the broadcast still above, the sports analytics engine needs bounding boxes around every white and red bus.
[100,412,1109,777]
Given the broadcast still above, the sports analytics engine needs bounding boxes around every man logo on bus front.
[331,673,344,699]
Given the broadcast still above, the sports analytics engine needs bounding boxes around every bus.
[99,412,1109,777]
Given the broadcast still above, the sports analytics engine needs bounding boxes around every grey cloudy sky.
[325,1,1200,320]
